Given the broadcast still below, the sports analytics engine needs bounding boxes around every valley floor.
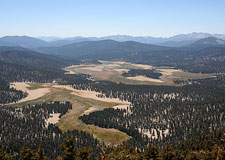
[6,82,131,145]
[64,61,214,86]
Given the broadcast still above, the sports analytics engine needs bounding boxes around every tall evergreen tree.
[61,135,76,160]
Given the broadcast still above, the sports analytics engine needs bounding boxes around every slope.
[35,40,169,59]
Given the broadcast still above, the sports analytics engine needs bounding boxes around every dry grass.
[7,83,131,145]
[64,61,214,86]
[27,83,45,90]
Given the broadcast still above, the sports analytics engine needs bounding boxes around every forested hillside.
[122,47,225,73]
[0,46,71,68]
[35,40,169,58]
[1,128,225,159]
[0,79,27,104]
[0,102,101,159]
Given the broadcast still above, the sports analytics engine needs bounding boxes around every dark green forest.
[2,128,225,159]
[122,69,162,79]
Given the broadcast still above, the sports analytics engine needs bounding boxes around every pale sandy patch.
[65,63,122,72]
[83,107,99,115]
[113,69,129,73]
[64,70,76,74]
[10,82,51,103]
[53,85,130,104]
[81,66,104,72]
[157,68,182,76]
[113,104,129,109]
[131,64,153,69]
[126,76,164,83]
[45,113,60,127]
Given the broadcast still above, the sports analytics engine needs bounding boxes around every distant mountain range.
[0,36,47,48]
[1,32,225,48]
[0,36,225,74]
[38,32,225,47]
[0,34,225,60]
[35,36,225,58]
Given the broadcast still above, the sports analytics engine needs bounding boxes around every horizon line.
[0,32,225,39]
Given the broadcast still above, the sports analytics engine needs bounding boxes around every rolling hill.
[191,36,225,45]
[0,36,48,48]
[186,37,225,50]
[35,40,170,58]
[0,46,68,68]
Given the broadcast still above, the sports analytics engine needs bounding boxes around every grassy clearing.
[65,61,214,86]
[53,88,130,145]
[27,83,44,90]
[7,84,130,145]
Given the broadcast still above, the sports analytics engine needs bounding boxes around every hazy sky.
[1,0,225,37]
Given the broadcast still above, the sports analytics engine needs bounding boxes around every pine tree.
[0,149,11,160]
[75,147,93,160]
[37,144,49,160]
[61,135,76,160]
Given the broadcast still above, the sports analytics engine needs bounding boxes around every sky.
[0,0,225,37]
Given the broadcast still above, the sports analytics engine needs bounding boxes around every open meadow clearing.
[6,82,131,145]
[64,61,214,86]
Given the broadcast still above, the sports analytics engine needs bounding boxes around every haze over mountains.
[0,34,225,74]
[1,32,225,49]
[35,40,170,59]
[0,33,225,72]
[38,32,225,45]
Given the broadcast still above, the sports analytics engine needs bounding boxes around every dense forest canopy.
[122,69,162,79]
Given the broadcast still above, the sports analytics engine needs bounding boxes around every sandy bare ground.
[10,82,51,104]
[65,62,124,73]
[53,85,130,105]
[64,70,76,74]
[157,68,182,76]
[126,76,164,83]
[113,104,129,109]
[114,69,129,73]
[45,113,60,127]
[64,61,152,74]
[83,107,100,115]
[131,63,153,69]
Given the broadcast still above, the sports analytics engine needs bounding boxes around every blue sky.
[0,0,225,37]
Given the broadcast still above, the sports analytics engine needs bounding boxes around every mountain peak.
[192,36,225,45]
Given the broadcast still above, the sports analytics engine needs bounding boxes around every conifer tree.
[61,135,76,160]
